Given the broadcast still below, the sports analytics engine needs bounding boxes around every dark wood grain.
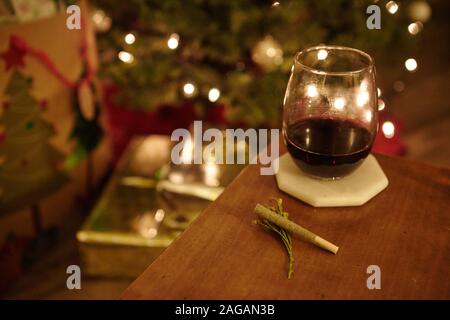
[122,153,450,299]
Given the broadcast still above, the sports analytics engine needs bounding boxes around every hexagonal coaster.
[275,154,389,207]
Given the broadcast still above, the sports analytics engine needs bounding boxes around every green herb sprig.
[254,198,294,279]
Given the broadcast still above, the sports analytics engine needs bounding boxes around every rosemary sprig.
[254,198,294,279]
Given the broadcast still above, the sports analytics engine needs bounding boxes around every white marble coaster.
[275,154,389,207]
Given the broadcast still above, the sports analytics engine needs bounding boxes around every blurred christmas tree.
[0,71,68,214]
[93,0,416,127]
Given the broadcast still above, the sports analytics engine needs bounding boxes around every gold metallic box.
[77,135,245,278]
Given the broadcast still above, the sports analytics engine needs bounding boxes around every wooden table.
[122,153,450,299]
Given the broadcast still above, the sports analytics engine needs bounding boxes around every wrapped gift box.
[0,0,110,242]
[77,135,246,278]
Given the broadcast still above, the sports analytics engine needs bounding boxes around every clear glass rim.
[294,45,374,75]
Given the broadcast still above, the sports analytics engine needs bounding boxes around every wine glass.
[283,45,378,179]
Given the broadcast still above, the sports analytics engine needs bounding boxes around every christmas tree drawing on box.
[0,70,68,214]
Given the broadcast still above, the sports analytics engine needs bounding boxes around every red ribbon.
[6,14,93,89]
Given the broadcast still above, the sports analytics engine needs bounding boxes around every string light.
[266,47,277,58]
[134,211,159,239]
[118,51,134,63]
[124,33,135,44]
[333,97,346,110]
[92,9,111,32]
[252,35,283,70]
[382,121,395,138]
[145,228,158,238]
[405,58,418,72]
[408,22,423,35]
[92,10,105,25]
[377,88,382,97]
[208,88,221,102]
[408,1,432,23]
[365,110,373,123]
[317,49,328,60]
[306,84,318,98]
[360,80,369,91]
[154,209,165,223]
[272,1,280,7]
[357,81,370,107]
[357,91,369,107]
[167,33,180,50]
[183,82,196,97]
[386,1,399,14]
[378,99,385,111]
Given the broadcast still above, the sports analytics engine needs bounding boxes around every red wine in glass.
[283,46,378,178]
[284,117,373,179]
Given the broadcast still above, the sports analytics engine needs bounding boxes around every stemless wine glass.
[283,45,378,179]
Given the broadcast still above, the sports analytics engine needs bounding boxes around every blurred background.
[0,0,449,299]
